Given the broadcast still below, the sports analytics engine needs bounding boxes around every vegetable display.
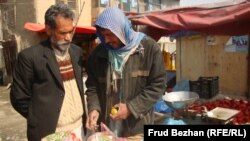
[188,98,250,125]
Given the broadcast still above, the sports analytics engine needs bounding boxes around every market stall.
[128,0,250,98]
[155,91,250,125]
[136,0,250,125]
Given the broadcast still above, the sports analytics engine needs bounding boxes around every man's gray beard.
[51,38,70,54]
[57,42,70,51]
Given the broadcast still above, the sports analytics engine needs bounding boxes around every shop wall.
[176,34,248,96]
[77,0,92,26]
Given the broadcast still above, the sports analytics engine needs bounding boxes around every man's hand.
[110,103,131,120]
[86,110,99,131]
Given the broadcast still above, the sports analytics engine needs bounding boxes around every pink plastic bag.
[87,122,127,141]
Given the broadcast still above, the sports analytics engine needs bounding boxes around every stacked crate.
[189,76,219,99]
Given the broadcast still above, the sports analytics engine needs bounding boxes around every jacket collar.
[69,46,84,94]
[96,44,109,59]
[42,40,64,89]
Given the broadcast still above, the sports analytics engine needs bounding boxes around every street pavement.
[0,86,27,141]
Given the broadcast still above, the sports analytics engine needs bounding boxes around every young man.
[85,7,166,141]
[10,3,86,141]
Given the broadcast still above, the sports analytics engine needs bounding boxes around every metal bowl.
[162,91,199,110]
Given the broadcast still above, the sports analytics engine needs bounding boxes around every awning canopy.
[129,0,250,40]
[24,22,96,34]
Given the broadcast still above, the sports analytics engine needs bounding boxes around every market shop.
[129,0,250,125]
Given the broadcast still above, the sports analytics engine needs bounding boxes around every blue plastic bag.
[154,99,173,113]
[162,118,186,125]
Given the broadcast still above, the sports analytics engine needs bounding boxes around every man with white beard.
[10,3,86,141]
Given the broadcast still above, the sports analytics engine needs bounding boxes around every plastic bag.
[41,132,81,141]
[87,123,127,141]
[162,118,186,125]
[154,99,173,113]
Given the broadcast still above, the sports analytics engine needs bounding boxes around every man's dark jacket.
[86,36,166,137]
[10,40,86,141]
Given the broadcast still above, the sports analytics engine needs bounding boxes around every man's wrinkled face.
[46,15,74,51]
[98,28,124,49]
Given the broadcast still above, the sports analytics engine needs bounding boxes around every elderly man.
[10,3,86,141]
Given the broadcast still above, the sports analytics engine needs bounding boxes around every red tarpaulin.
[24,22,96,34]
[129,0,250,40]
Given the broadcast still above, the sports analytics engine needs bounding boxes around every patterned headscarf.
[95,7,145,74]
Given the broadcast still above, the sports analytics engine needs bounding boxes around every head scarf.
[95,7,145,74]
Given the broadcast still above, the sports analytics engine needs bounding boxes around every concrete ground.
[0,86,27,141]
